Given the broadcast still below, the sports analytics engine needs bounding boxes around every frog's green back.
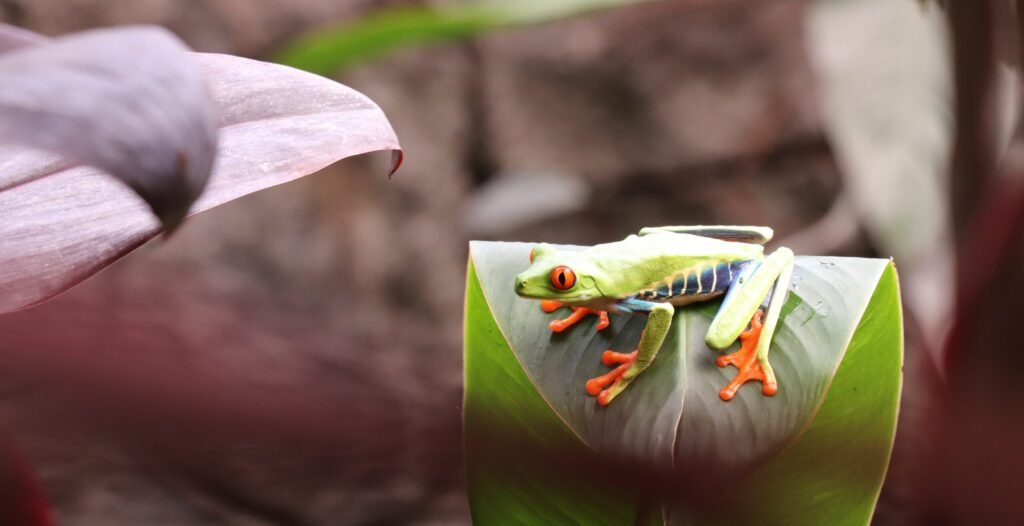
[586,233,763,299]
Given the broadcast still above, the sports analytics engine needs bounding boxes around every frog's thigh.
[705,249,792,350]
[754,249,794,361]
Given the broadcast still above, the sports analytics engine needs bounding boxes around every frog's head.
[514,244,603,303]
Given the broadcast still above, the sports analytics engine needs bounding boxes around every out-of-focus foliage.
[0,24,401,314]
[805,0,1017,356]
[0,25,217,231]
[465,241,902,524]
[0,0,922,524]
[929,1,1024,524]
[276,0,652,74]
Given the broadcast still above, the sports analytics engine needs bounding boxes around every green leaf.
[465,241,902,524]
[275,0,651,75]
[464,257,639,525]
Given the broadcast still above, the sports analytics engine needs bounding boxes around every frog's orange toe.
[545,305,611,333]
[715,310,777,401]
[540,300,563,313]
[597,389,617,406]
[585,377,606,397]
[601,350,636,366]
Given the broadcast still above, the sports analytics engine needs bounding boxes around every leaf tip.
[388,149,404,179]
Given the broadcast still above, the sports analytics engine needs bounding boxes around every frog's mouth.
[513,277,592,303]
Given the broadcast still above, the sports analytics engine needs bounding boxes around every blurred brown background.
[0,0,929,524]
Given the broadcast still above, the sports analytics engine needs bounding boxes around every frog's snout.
[514,272,538,297]
[514,276,528,295]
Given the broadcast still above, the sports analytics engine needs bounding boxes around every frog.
[513,225,794,406]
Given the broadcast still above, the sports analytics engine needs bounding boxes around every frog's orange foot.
[585,350,637,406]
[715,310,778,401]
[542,301,610,332]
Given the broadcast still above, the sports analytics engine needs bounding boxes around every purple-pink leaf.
[0,26,218,230]
[0,26,402,314]
[0,24,45,53]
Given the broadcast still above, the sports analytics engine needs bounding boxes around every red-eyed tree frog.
[514,226,794,406]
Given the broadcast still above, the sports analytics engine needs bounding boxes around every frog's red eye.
[530,248,536,263]
[550,266,576,290]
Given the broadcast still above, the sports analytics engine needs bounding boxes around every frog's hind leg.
[706,248,794,401]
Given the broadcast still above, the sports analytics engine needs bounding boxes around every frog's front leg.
[539,300,610,332]
[585,299,672,406]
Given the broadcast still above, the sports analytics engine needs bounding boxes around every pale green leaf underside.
[465,241,902,524]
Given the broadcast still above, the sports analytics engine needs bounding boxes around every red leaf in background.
[0,435,52,526]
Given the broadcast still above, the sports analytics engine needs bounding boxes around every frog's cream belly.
[666,291,726,306]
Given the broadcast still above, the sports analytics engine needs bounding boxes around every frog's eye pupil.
[550,266,576,290]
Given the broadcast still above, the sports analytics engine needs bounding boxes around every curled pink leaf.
[0,26,402,314]
[0,24,44,53]
[0,26,218,230]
